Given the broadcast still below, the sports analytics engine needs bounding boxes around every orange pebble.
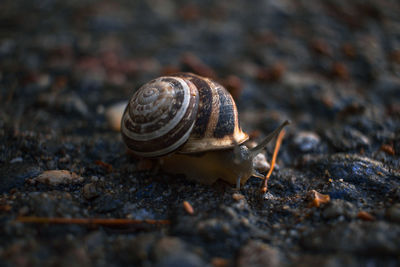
[310,39,332,56]
[331,62,350,80]
[357,211,375,221]
[232,193,245,201]
[183,201,194,215]
[308,190,330,207]
[380,144,395,156]
[211,257,230,267]
[94,160,113,172]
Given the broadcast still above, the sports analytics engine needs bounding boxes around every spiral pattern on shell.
[121,73,248,157]
[121,76,199,157]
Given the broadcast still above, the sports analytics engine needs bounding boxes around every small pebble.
[10,157,23,164]
[33,170,84,186]
[293,131,320,152]
[331,62,350,80]
[342,43,356,58]
[37,73,51,88]
[82,183,99,200]
[105,101,127,131]
[323,200,356,219]
[211,257,230,267]
[257,62,285,82]
[252,153,270,173]
[152,237,185,261]
[386,204,400,223]
[307,190,330,207]
[325,128,370,151]
[39,92,89,116]
[96,105,105,114]
[232,193,245,201]
[237,240,281,267]
[301,221,400,254]
[310,39,332,56]
[91,176,99,182]
[18,206,29,216]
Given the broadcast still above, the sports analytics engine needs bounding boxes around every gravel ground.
[1,0,400,266]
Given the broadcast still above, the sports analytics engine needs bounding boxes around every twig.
[261,129,286,193]
[16,216,170,226]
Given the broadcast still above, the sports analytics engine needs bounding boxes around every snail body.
[121,73,289,187]
[159,145,254,186]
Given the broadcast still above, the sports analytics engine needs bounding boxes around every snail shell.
[121,73,248,157]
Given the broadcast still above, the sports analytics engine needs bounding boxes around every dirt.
[1,0,400,266]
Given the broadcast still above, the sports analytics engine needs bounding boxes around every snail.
[121,72,289,188]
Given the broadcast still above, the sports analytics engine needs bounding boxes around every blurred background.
[1,0,399,136]
[1,1,400,266]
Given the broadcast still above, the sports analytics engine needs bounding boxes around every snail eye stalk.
[249,120,290,157]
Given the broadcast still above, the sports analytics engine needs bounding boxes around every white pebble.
[293,131,320,152]
[253,153,270,172]
[33,170,84,186]
[10,157,23,164]
[105,101,128,131]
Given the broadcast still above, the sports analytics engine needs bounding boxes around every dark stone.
[301,222,400,256]
[322,199,357,219]
[0,164,40,193]
[93,194,122,213]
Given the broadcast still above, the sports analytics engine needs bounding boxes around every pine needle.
[261,129,286,193]
[15,216,170,226]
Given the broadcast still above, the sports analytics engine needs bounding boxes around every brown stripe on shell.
[230,92,244,140]
[178,74,248,153]
[203,79,220,138]
[213,82,235,138]
[173,73,214,138]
